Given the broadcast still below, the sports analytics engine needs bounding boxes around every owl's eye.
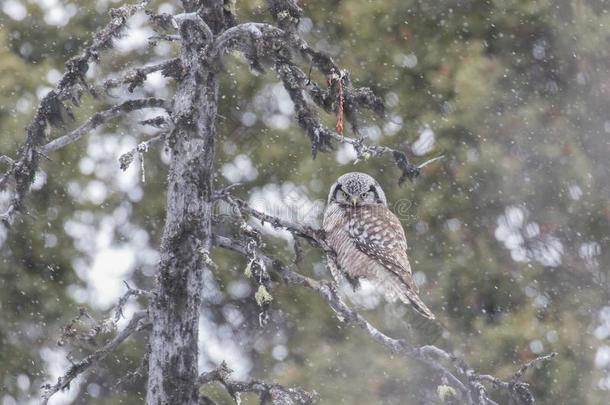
[333,187,348,202]
[360,191,369,198]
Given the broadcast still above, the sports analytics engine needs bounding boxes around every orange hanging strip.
[336,76,344,135]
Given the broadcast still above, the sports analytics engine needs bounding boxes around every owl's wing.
[347,205,436,320]
[347,205,418,292]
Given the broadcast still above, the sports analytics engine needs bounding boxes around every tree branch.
[213,198,557,405]
[102,58,181,93]
[41,97,171,153]
[118,131,168,172]
[220,195,321,243]
[212,19,439,182]
[214,234,469,398]
[477,352,558,404]
[1,97,170,227]
[213,22,284,57]
[40,310,149,405]
[198,361,314,404]
[0,0,152,229]
[114,281,153,322]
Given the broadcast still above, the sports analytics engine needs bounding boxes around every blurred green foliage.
[1,0,609,404]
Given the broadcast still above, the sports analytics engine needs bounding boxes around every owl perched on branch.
[323,172,435,320]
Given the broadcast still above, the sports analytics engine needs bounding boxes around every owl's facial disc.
[330,179,386,207]
[328,173,388,206]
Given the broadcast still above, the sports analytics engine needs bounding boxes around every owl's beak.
[350,197,358,207]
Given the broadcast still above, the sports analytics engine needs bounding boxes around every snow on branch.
[214,198,557,405]
[198,361,314,405]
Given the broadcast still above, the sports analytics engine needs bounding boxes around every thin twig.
[222,195,321,242]
[1,0,151,228]
[211,183,242,201]
[114,281,153,322]
[418,155,445,169]
[148,34,181,43]
[102,58,180,92]
[118,131,168,171]
[41,98,170,154]
[41,310,149,405]
[211,20,431,183]
[198,361,314,404]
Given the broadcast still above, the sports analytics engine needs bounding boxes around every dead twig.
[198,361,314,404]
[41,310,149,405]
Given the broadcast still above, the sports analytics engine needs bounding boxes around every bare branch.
[1,98,170,227]
[211,183,242,201]
[118,112,175,172]
[214,234,469,398]
[114,281,153,322]
[511,352,557,382]
[276,59,429,182]
[477,352,558,404]
[102,58,180,92]
[1,0,152,229]
[41,310,149,405]
[148,34,181,44]
[222,195,321,243]
[275,61,335,157]
[198,361,314,404]
[418,154,445,169]
[118,132,166,172]
[41,98,170,154]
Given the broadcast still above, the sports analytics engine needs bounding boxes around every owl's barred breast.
[323,203,389,280]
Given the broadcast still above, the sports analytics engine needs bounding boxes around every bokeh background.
[1,0,609,404]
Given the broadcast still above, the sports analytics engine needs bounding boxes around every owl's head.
[327,172,387,207]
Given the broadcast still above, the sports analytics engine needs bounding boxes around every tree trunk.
[146,3,221,403]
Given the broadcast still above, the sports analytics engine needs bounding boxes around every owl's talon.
[345,274,360,291]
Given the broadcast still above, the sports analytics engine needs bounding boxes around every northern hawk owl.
[322,172,435,319]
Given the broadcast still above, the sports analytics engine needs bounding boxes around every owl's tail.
[397,285,436,320]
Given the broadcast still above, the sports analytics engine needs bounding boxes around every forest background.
[1,0,609,404]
